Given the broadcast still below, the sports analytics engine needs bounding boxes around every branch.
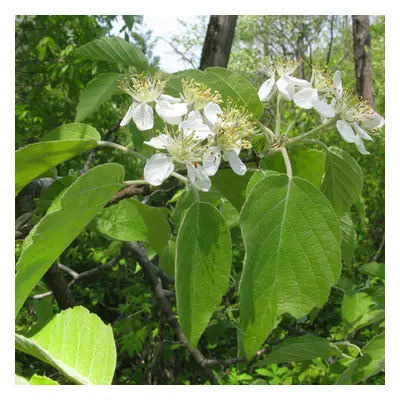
[126,242,246,369]
[105,184,147,208]
[32,256,121,300]
[373,234,385,262]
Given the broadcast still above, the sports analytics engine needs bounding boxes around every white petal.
[334,71,343,99]
[258,78,276,101]
[204,102,222,126]
[144,154,174,186]
[143,134,173,150]
[276,77,295,101]
[158,94,182,103]
[187,164,211,192]
[361,111,384,130]
[227,150,246,176]
[156,100,188,125]
[293,88,318,109]
[355,135,370,155]
[132,102,154,131]
[203,146,221,176]
[120,103,137,126]
[377,116,385,129]
[336,120,356,143]
[312,97,336,118]
[180,110,212,139]
[352,123,373,141]
[284,74,311,87]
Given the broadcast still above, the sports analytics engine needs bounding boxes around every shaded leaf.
[176,202,232,347]
[340,213,357,266]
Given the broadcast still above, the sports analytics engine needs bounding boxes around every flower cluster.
[119,73,256,192]
[258,58,385,155]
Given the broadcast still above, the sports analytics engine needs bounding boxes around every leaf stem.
[279,147,292,177]
[97,141,147,162]
[275,94,282,137]
[288,119,336,144]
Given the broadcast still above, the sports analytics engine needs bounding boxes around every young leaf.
[75,73,122,122]
[15,164,124,316]
[176,201,232,348]
[166,67,263,119]
[72,36,148,71]
[94,199,148,242]
[321,147,363,217]
[341,291,384,333]
[42,122,101,141]
[336,333,385,384]
[239,175,341,358]
[15,306,117,385]
[340,213,357,266]
[257,336,342,366]
[360,262,385,280]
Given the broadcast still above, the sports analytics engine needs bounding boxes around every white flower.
[202,103,254,176]
[180,79,222,111]
[119,74,188,131]
[293,68,336,118]
[143,111,212,191]
[333,71,385,155]
[258,57,311,102]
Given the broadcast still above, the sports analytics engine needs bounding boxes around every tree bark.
[43,263,75,309]
[352,15,375,108]
[199,15,238,70]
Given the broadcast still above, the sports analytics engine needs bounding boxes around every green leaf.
[360,262,385,280]
[336,333,385,384]
[131,199,170,255]
[94,199,148,242]
[15,375,30,385]
[42,123,101,141]
[261,146,326,188]
[166,67,263,119]
[29,374,59,385]
[221,200,240,229]
[212,169,253,212]
[340,213,357,266]
[75,73,122,122]
[246,170,279,197]
[15,164,124,316]
[37,176,77,212]
[239,175,341,358]
[176,202,232,347]
[15,140,99,196]
[72,36,148,71]
[15,306,117,385]
[258,336,342,365]
[341,291,384,333]
[321,147,363,217]
[159,240,176,278]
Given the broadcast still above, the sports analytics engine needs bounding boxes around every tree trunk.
[199,15,238,70]
[352,15,375,108]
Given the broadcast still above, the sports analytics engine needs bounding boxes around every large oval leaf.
[15,164,124,316]
[340,213,357,266]
[239,175,341,358]
[166,67,263,119]
[42,122,101,141]
[176,201,232,348]
[75,73,122,122]
[15,306,116,385]
[321,147,363,216]
[72,36,148,71]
